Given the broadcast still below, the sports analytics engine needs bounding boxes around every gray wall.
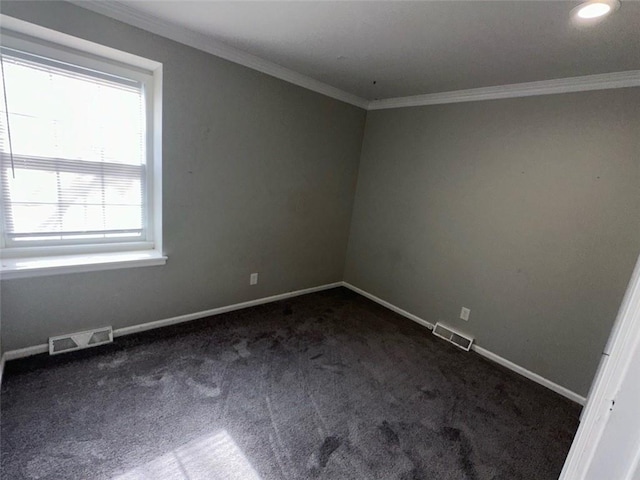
[2,2,638,400]
[345,89,640,396]
[0,1,366,351]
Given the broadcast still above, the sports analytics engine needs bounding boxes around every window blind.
[0,47,147,245]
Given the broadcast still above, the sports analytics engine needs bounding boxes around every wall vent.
[49,327,113,355]
[432,322,474,351]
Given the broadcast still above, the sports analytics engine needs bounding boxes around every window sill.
[0,250,167,280]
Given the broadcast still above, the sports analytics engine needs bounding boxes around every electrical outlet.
[250,273,258,285]
[460,307,470,321]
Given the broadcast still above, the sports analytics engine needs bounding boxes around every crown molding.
[368,70,640,110]
[68,1,639,112]
[69,1,369,109]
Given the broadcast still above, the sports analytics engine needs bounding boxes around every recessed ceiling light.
[573,0,620,21]
[578,3,611,18]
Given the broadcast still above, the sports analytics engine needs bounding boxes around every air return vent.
[49,327,113,355]
[432,323,474,351]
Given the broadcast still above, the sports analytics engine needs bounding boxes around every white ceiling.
[96,1,640,102]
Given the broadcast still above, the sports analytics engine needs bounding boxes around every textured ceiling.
[118,1,640,100]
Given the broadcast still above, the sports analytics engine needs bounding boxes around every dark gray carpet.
[1,287,579,480]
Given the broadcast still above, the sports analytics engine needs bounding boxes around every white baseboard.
[341,281,586,405]
[1,282,343,362]
[342,282,434,330]
[0,353,5,387]
[113,282,343,337]
[472,345,586,405]
[1,280,588,405]
[3,344,48,361]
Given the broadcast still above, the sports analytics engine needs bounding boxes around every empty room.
[1,1,639,479]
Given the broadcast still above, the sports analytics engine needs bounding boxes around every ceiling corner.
[68,0,370,109]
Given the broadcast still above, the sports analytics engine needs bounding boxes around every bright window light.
[0,20,164,279]
[1,50,146,245]
[115,431,262,480]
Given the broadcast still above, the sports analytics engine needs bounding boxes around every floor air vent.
[432,323,474,351]
[49,327,113,355]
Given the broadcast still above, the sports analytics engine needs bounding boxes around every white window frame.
[0,16,165,279]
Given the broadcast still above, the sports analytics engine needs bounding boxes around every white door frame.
[560,253,640,479]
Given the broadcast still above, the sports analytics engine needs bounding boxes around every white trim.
[3,344,48,361]
[342,282,434,330]
[0,282,343,361]
[66,2,369,109]
[0,279,588,406]
[0,353,5,386]
[11,7,639,112]
[113,282,342,337]
[0,17,165,272]
[560,253,640,479]
[367,71,640,110]
[473,345,586,405]
[341,281,586,405]
[0,242,155,259]
[0,15,161,72]
[1,251,167,280]
[151,63,163,256]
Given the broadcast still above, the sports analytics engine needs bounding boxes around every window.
[0,19,164,279]
[2,50,147,246]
